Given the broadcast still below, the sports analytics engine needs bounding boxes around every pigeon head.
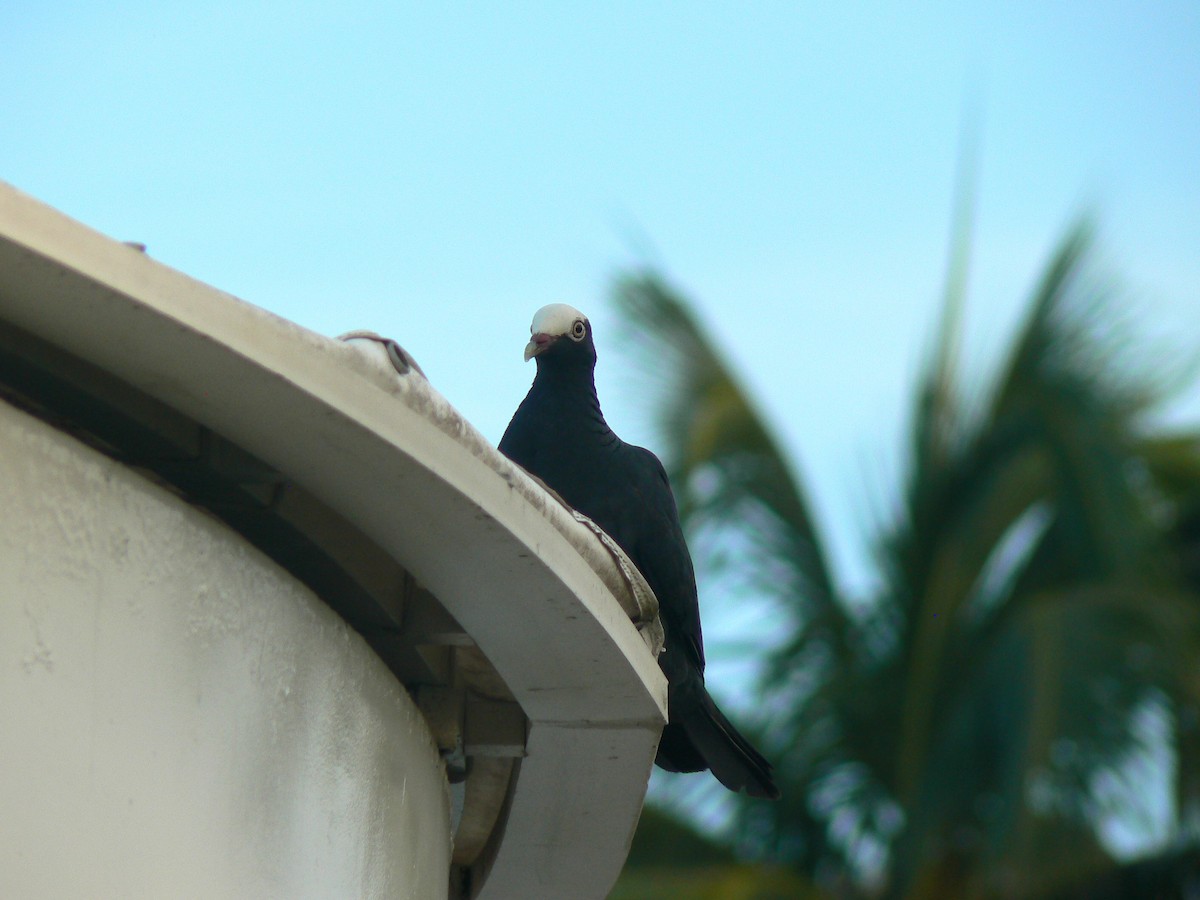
[523,303,596,368]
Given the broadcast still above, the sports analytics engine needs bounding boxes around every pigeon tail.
[679,692,781,800]
[655,722,707,773]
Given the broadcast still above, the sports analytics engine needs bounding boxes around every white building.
[0,181,666,899]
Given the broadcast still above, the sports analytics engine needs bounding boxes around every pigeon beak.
[523,332,556,362]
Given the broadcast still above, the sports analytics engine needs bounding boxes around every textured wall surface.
[0,400,449,899]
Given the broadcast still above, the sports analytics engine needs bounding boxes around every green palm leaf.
[611,272,842,636]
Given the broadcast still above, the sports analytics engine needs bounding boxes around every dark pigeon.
[499,303,780,800]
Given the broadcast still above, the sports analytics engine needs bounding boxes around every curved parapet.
[0,181,666,899]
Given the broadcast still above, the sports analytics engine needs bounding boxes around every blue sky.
[4,0,1198,859]
[4,2,1197,628]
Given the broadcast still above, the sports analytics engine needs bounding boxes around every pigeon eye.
[569,320,587,342]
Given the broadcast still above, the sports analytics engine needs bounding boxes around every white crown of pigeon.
[530,303,588,336]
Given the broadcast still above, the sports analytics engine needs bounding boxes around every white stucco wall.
[0,400,450,898]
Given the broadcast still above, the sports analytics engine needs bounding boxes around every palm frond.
[878,220,1200,897]
[611,271,841,629]
[611,270,860,876]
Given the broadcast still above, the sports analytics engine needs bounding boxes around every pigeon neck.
[532,362,607,425]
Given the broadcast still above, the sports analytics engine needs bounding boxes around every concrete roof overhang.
[0,182,667,899]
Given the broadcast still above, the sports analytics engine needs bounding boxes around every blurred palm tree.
[610,220,1200,898]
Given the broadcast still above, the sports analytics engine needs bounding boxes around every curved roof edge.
[0,181,667,899]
